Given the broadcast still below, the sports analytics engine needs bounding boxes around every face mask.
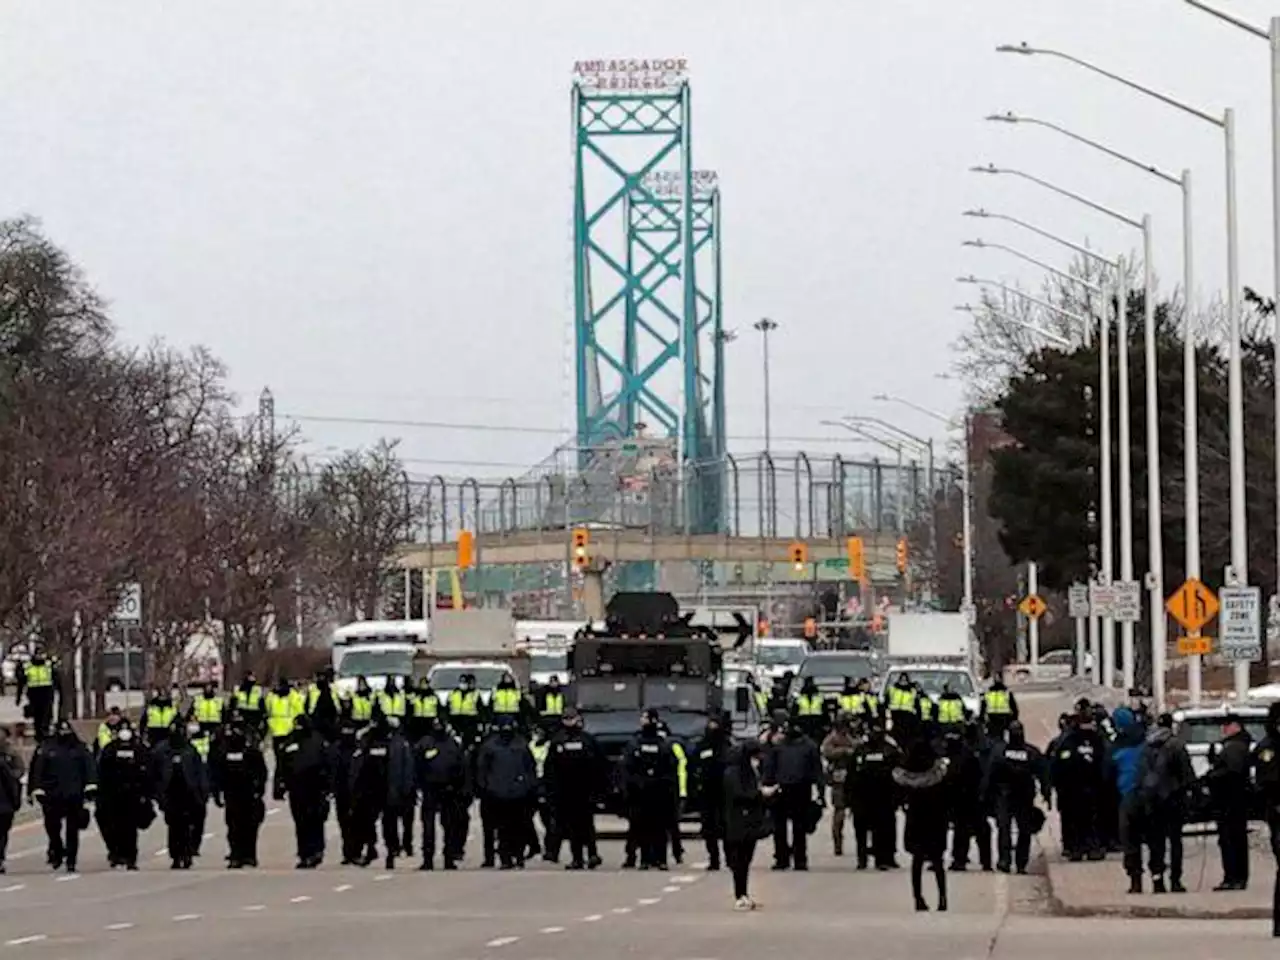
[118,728,133,742]
[187,725,200,738]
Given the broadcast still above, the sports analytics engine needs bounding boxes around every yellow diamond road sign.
[1019,594,1047,620]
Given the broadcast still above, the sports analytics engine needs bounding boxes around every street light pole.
[970,167,1146,692]
[753,318,778,455]
[998,40,1243,702]
[964,209,1119,688]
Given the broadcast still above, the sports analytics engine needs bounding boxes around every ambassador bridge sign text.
[573,59,689,93]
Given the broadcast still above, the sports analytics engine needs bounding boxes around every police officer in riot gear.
[546,707,604,870]
[415,716,469,869]
[623,708,678,870]
[96,721,149,869]
[209,714,268,869]
[982,720,1046,874]
[275,713,334,869]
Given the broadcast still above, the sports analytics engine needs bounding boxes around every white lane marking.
[672,874,697,884]
[243,905,266,912]
[4,935,46,946]
[637,897,660,905]
[540,927,565,934]
[54,874,78,883]
[171,913,201,922]
[662,885,681,892]
[289,895,311,903]
[266,808,280,816]
[0,884,26,893]
[373,873,392,881]
[333,884,353,893]
[153,849,167,858]
[581,913,603,922]
[611,907,632,914]
[105,923,134,931]
[486,936,520,947]
[691,860,709,869]
[202,832,214,840]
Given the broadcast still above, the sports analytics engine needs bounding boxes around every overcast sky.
[1,0,1272,481]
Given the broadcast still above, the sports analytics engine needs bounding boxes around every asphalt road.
[5,686,1273,956]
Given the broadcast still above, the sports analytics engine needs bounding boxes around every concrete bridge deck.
[394,529,902,569]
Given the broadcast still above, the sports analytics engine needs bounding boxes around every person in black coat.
[476,716,538,869]
[947,725,992,872]
[348,713,415,869]
[982,720,1048,874]
[96,722,151,869]
[761,718,822,871]
[209,717,268,869]
[892,737,952,912]
[29,718,95,872]
[848,722,901,870]
[723,739,777,909]
[0,726,26,873]
[693,714,731,871]
[622,709,679,869]
[544,708,605,870]
[151,722,207,870]
[276,713,335,869]
[414,717,469,870]
[1208,713,1255,890]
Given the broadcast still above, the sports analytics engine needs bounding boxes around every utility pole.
[753,318,778,453]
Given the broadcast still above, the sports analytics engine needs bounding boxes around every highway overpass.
[394,529,903,569]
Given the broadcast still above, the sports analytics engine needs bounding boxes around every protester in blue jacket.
[1108,707,1149,891]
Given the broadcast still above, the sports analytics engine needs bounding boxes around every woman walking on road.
[724,739,777,911]
[893,737,951,912]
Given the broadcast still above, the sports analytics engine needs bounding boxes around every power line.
[279,412,875,446]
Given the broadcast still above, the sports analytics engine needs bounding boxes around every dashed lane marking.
[333,884,353,892]
[202,832,214,840]
[373,873,392,881]
[105,923,134,931]
[4,936,46,947]
[171,914,201,922]
[637,897,660,905]
[610,907,632,914]
[672,875,697,883]
[486,936,520,947]
[662,885,681,892]
[581,914,602,922]
[540,927,565,934]
[266,808,280,816]
[0,884,25,893]
[53,874,78,882]
[153,849,167,858]
[243,905,266,912]
[290,895,311,903]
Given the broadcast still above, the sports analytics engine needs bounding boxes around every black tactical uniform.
[692,716,730,870]
[96,725,150,869]
[981,720,1046,874]
[1208,715,1254,890]
[623,711,679,869]
[209,720,268,868]
[414,719,469,869]
[275,715,334,869]
[546,709,605,870]
[848,725,901,869]
[1253,703,1280,934]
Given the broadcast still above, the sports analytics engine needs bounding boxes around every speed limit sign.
[112,582,142,624]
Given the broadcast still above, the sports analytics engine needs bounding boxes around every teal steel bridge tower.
[571,59,725,531]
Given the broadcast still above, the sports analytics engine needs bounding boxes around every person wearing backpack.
[1134,712,1195,893]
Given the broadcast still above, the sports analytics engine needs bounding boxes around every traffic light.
[788,541,808,572]
[846,536,866,580]
[457,529,475,569]
[895,537,908,573]
[572,527,590,569]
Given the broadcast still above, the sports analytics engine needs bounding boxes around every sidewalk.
[1040,813,1275,919]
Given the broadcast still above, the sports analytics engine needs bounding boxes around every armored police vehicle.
[569,592,730,816]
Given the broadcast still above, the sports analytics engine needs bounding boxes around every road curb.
[1043,859,1272,920]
